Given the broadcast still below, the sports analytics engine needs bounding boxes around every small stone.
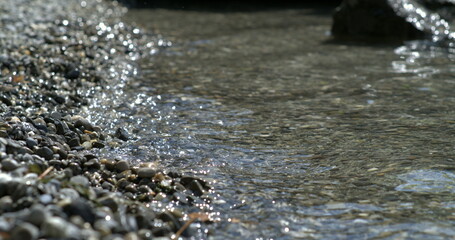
[157,211,181,231]
[137,168,156,178]
[1,158,19,171]
[125,232,140,240]
[65,68,80,80]
[173,192,188,205]
[70,176,90,187]
[41,216,81,239]
[0,196,13,212]
[62,199,96,224]
[35,147,54,160]
[81,141,92,150]
[25,205,49,226]
[138,229,153,240]
[54,120,70,135]
[187,180,205,196]
[39,194,53,204]
[84,158,101,170]
[67,137,80,148]
[115,127,130,141]
[11,222,39,240]
[152,225,172,237]
[50,111,62,120]
[74,118,94,131]
[59,188,80,200]
[125,184,138,193]
[115,160,130,172]
[98,196,118,212]
[25,137,38,148]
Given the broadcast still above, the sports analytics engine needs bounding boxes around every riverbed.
[119,5,455,239]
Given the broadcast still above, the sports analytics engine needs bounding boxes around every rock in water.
[332,0,426,40]
[115,127,130,141]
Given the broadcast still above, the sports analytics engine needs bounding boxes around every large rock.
[332,0,426,40]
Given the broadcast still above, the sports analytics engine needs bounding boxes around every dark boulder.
[332,0,426,40]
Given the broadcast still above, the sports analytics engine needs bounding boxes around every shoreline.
[0,0,211,239]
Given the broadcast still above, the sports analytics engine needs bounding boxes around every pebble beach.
[0,0,212,239]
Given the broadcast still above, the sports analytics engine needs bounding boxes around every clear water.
[90,2,455,239]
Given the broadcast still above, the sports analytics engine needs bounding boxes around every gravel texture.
[0,0,212,239]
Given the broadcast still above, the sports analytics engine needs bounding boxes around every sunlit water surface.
[89,3,455,239]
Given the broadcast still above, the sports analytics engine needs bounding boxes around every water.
[92,2,455,239]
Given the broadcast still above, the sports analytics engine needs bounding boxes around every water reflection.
[94,3,455,239]
[389,0,455,42]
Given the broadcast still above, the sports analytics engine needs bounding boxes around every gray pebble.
[25,137,38,148]
[187,180,205,196]
[67,137,80,148]
[59,188,80,200]
[70,175,90,187]
[11,222,39,240]
[39,194,53,204]
[50,111,62,120]
[137,168,156,178]
[74,118,94,131]
[115,160,130,172]
[41,216,81,239]
[25,205,49,226]
[98,196,118,212]
[35,146,54,160]
[115,127,130,141]
[1,158,19,171]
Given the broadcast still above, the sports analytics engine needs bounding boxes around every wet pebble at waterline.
[0,0,213,239]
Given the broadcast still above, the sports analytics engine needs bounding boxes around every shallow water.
[111,4,455,239]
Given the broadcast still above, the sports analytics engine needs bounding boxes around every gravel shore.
[0,0,211,239]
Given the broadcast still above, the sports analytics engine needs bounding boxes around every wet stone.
[1,158,19,171]
[99,196,119,212]
[137,168,156,178]
[50,111,62,120]
[187,180,205,196]
[35,146,54,160]
[25,205,49,226]
[63,199,96,224]
[173,192,188,205]
[10,222,39,240]
[39,194,53,204]
[115,160,130,172]
[74,118,94,131]
[70,175,90,187]
[115,127,130,141]
[25,137,38,148]
[67,137,80,148]
[41,216,81,239]
[59,188,80,200]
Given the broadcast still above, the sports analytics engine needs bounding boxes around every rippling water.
[87,1,455,239]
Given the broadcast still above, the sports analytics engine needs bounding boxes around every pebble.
[74,118,94,131]
[137,168,156,178]
[10,222,39,240]
[62,199,96,224]
[70,176,90,187]
[98,196,119,212]
[35,147,54,160]
[115,160,130,172]
[25,205,49,226]
[25,137,38,148]
[187,180,205,196]
[41,216,81,239]
[59,188,80,200]
[2,158,19,171]
[115,127,130,141]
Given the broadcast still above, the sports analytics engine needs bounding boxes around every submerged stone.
[332,0,426,40]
